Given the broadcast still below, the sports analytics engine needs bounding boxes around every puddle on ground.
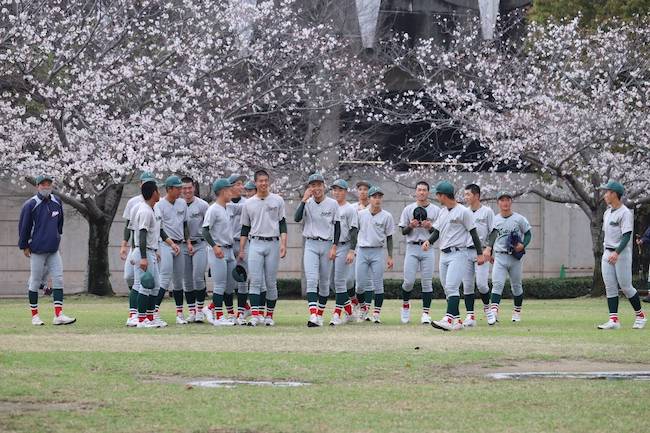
[487,371,650,381]
[187,379,310,388]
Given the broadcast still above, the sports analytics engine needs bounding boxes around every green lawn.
[0,296,648,433]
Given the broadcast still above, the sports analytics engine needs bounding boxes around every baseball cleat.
[175,314,188,325]
[431,316,454,331]
[31,315,45,326]
[213,317,235,327]
[247,315,262,327]
[307,313,321,327]
[343,312,352,324]
[151,317,168,328]
[264,317,275,327]
[632,316,647,329]
[420,313,432,325]
[329,313,343,326]
[372,313,382,324]
[452,319,463,330]
[52,313,76,325]
[202,307,215,324]
[597,319,621,330]
[126,316,139,327]
[187,312,196,323]
[317,316,324,327]
[486,309,497,326]
[400,307,410,324]
[463,314,476,328]
[137,319,159,328]
[235,315,247,326]
[194,311,205,323]
[511,311,521,322]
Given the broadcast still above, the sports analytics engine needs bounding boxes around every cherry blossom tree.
[0,0,381,295]
[376,15,650,293]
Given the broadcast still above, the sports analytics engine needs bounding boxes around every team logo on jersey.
[321,211,333,217]
[177,210,185,216]
[266,205,279,212]
[190,212,202,219]
[609,221,620,226]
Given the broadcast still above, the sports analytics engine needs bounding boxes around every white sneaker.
[195,311,205,323]
[176,314,188,325]
[137,319,159,328]
[463,314,476,328]
[213,317,235,327]
[432,316,454,331]
[126,315,139,327]
[372,313,382,324]
[187,312,196,323]
[52,313,76,325]
[400,307,410,324]
[486,309,497,326]
[32,315,44,326]
[343,312,352,324]
[151,317,168,328]
[330,313,343,326]
[597,319,621,330]
[317,316,324,327]
[511,311,521,322]
[235,315,247,326]
[202,307,215,324]
[264,317,275,327]
[247,315,263,327]
[420,313,432,325]
[452,318,463,330]
[360,310,370,322]
[632,316,647,329]
[307,313,320,327]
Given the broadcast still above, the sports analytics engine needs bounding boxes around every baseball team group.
[17,171,647,331]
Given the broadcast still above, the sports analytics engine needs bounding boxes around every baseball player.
[329,179,358,326]
[18,175,76,326]
[180,176,209,324]
[482,192,532,324]
[239,169,287,326]
[153,176,185,325]
[120,172,158,327]
[423,181,484,332]
[349,180,371,316]
[355,186,394,323]
[131,181,175,328]
[244,180,257,198]
[226,174,252,323]
[294,173,341,327]
[461,184,495,327]
[399,181,440,325]
[203,178,237,327]
[595,181,646,329]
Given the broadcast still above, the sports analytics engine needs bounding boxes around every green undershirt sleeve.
[523,230,532,247]
[294,202,305,222]
[160,228,169,242]
[203,227,216,247]
[487,229,498,248]
[470,228,482,252]
[616,231,632,254]
[333,221,341,245]
[349,227,358,250]
[139,229,147,258]
[387,235,393,257]
[428,228,440,244]
[241,225,251,238]
[279,218,287,234]
[123,220,131,242]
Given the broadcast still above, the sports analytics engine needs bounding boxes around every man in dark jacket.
[636,225,650,302]
[18,175,75,326]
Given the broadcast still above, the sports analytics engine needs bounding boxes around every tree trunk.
[85,184,124,296]
[589,204,606,297]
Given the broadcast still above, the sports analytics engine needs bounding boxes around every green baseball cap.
[435,180,454,195]
[212,178,233,194]
[331,179,348,190]
[356,180,371,189]
[308,173,325,185]
[368,186,384,197]
[164,175,183,188]
[599,180,624,196]
[244,180,256,191]
[139,171,156,183]
[140,271,155,290]
[35,175,53,185]
[497,191,513,200]
[228,174,247,184]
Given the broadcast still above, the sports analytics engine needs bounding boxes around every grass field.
[1,296,649,433]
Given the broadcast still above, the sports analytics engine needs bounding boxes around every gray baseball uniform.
[355,208,395,295]
[301,197,340,297]
[228,197,254,294]
[400,202,440,294]
[434,205,476,299]
[349,201,369,292]
[602,205,636,298]
[203,202,236,295]
[155,196,188,291]
[122,195,144,287]
[132,203,161,296]
[241,193,286,301]
[331,202,358,293]
[183,197,209,292]
[491,212,531,296]
[462,205,495,295]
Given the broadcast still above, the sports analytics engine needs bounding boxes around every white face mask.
[40,188,52,198]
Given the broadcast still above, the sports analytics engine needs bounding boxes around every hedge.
[276,277,648,299]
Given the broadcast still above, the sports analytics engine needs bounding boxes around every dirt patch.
[0,400,98,413]
[455,359,650,378]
